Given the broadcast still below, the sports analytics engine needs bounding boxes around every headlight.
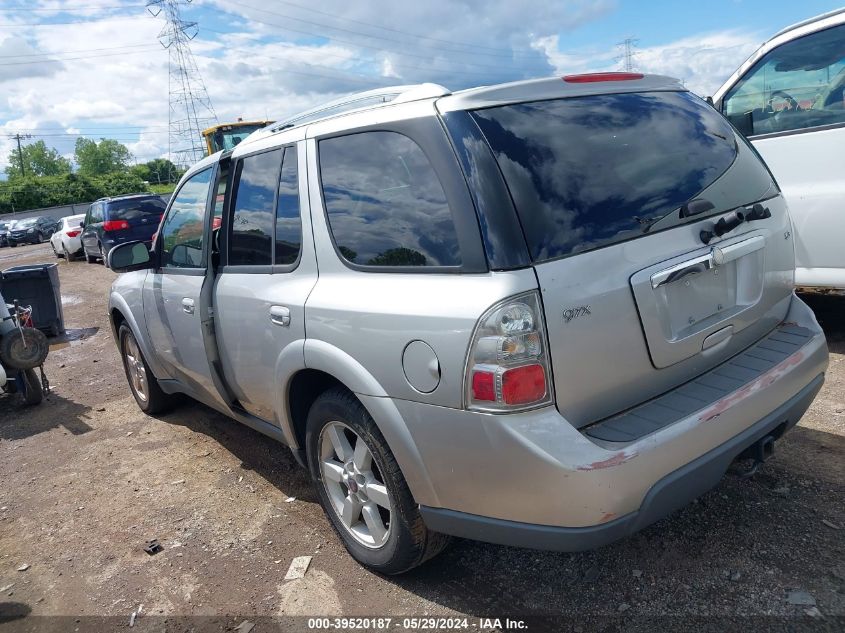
[27,228,34,233]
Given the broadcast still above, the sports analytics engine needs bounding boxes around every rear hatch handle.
[651,236,765,289]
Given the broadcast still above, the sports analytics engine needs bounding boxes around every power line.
[0,16,150,27]
[0,4,145,12]
[226,0,544,60]
[214,3,549,72]
[0,42,152,59]
[261,0,543,57]
[201,26,539,78]
[0,46,162,66]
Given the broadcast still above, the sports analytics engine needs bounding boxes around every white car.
[50,213,87,261]
[712,8,845,290]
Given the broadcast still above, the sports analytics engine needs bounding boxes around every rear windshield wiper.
[636,197,716,234]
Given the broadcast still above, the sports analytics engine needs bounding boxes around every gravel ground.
[0,241,842,632]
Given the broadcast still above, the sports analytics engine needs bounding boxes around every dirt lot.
[0,241,843,631]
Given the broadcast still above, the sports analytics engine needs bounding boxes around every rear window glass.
[472,91,739,261]
[108,198,166,221]
[319,131,461,268]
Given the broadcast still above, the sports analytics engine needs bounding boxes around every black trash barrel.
[0,263,65,336]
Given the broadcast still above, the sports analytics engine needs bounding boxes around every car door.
[214,135,317,422]
[142,164,223,405]
[80,203,101,254]
[717,22,845,287]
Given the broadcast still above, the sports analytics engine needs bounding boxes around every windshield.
[471,91,755,261]
[209,124,267,153]
[16,218,38,227]
[108,198,166,221]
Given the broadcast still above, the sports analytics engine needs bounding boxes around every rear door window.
[228,149,282,266]
[471,91,744,261]
[318,131,461,268]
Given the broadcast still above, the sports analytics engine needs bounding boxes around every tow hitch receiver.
[737,434,775,479]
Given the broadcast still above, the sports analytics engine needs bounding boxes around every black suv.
[8,216,58,246]
[80,194,166,264]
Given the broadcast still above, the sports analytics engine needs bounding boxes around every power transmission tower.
[147,0,217,168]
[8,133,32,177]
[616,37,639,72]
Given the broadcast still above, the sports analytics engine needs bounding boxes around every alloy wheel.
[319,421,392,548]
[123,333,148,403]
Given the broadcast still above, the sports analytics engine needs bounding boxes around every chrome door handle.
[269,305,291,327]
[181,298,195,315]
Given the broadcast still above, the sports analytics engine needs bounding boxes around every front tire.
[52,242,62,258]
[306,387,450,574]
[85,248,97,264]
[118,324,177,414]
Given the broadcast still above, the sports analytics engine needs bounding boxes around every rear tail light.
[102,220,130,231]
[465,291,553,412]
[65,230,80,238]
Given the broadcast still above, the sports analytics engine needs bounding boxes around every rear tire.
[20,369,43,406]
[305,387,450,574]
[63,245,76,262]
[118,324,177,414]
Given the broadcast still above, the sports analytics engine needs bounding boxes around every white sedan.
[50,214,87,261]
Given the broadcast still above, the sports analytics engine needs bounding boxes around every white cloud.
[0,0,764,176]
[632,31,762,96]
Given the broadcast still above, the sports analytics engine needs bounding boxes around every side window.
[228,149,282,266]
[159,168,212,269]
[723,23,845,136]
[89,204,102,224]
[275,146,301,266]
[318,131,461,268]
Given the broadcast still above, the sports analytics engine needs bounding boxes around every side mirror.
[108,241,152,273]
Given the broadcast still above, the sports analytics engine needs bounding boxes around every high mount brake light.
[563,72,644,83]
[465,291,553,412]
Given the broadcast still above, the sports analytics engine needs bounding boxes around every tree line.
[0,138,183,214]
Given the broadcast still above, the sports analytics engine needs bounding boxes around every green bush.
[0,172,150,215]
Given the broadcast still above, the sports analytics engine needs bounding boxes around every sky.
[0,0,843,174]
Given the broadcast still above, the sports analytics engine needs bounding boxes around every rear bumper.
[419,374,822,551]
[378,294,827,549]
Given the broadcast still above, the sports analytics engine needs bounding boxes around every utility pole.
[9,133,31,177]
[616,37,639,72]
[146,0,217,168]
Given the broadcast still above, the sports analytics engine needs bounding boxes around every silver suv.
[108,74,828,574]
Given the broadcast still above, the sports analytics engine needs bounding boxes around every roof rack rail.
[770,7,845,40]
[268,83,450,133]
